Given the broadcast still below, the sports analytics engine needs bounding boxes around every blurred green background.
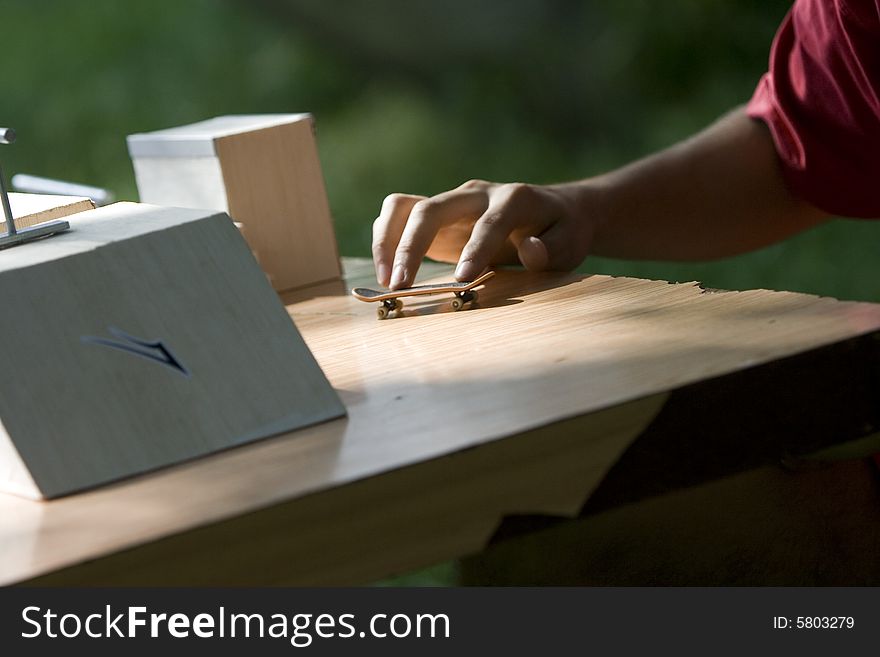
[4,0,879,302]
[3,0,877,584]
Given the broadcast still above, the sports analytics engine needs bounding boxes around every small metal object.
[11,173,114,206]
[0,127,70,250]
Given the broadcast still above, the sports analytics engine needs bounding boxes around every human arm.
[371,106,829,289]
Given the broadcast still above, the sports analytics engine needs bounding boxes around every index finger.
[390,188,487,289]
[372,193,423,287]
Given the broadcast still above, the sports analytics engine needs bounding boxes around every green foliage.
[7,0,872,300]
[7,0,872,303]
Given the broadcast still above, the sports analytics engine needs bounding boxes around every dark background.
[3,0,877,583]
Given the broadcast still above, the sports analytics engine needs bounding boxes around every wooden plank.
[1,192,94,231]
[3,259,880,583]
[470,331,880,584]
[23,396,667,585]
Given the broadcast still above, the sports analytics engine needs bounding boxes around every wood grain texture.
[0,202,344,499]
[22,396,667,586]
[3,259,880,584]
[470,330,880,584]
[215,117,341,292]
[2,192,94,231]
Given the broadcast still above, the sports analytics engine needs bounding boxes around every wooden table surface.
[3,258,880,585]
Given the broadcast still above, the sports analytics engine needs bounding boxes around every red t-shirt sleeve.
[747,0,880,218]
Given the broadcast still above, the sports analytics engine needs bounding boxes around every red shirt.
[747,0,880,218]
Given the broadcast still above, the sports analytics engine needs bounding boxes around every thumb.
[517,236,549,271]
[517,223,586,272]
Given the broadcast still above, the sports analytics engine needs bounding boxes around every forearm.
[372,107,831,286]
[562,107,829,261]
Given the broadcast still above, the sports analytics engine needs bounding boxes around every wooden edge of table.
[8,258,880,585]
[21,395,668,585]
[22,328,880,586]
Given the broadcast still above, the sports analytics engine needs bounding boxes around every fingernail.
[377,263,390,287]
[455,261,477,281]
[389,264,408,289]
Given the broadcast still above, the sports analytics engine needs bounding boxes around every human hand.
[371,179,596,289]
